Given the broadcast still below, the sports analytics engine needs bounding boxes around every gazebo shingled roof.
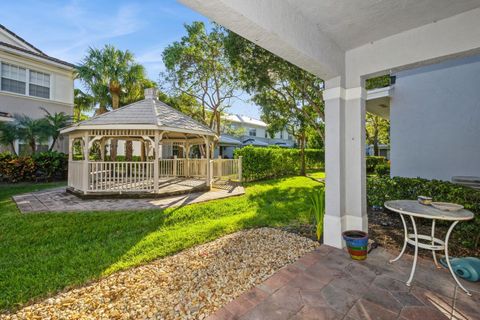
[61,89,215,136]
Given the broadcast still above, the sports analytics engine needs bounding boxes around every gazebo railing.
[89,161,155,192]
[68,161,84,191]
[68,157,241,193]
[211,158,242,182]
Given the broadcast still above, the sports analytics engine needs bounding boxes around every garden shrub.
[366,156,387,173]
[0,151,68,182]
[32,151,68,181]
[234,146,324,181]
[374,162,390,176]
[367,176,480,249]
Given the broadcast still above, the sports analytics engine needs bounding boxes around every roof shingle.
[67,97,215,135]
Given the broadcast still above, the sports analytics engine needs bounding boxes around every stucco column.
[324,76,346,248]
[344,79,367,234]
[323,76,367,248]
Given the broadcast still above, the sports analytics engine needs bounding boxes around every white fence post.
[238,156,243,182]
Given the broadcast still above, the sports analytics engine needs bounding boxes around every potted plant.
[342,230,369,260]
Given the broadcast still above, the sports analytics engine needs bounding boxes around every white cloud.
[46,1,145,63]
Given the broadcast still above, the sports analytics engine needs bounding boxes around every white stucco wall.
[390,54,480,181]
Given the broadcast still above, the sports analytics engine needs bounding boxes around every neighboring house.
[217,114,294,158]
[367,54,480,181]
[0,24,75,154]
[366,144,390,160]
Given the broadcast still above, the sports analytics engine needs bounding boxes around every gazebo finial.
[144,88,157,100]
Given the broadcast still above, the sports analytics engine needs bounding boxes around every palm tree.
[0,121,19,155]
[14,115,49,154]
[40,108,72,151]
[76,45,151,160]
[73,88,94,122]
[76,50,110,115]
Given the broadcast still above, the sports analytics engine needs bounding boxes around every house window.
[249,128,256,137]
[288,134,293,140]
[1,63,26,94]
[264,131,268,138]
[29,70,50,99]
[280,131,284,139]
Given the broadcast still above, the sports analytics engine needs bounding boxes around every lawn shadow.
[0,177,322,312]
[0,198,168,311]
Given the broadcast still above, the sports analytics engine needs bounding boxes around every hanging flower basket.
[342,230,368,261]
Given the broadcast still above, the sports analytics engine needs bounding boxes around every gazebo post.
[205,136,211,187]
[68,137,73,161]
[100,138,105,161]
[82,131,90,194]
[186,142,190,177]
[154,131,160,193]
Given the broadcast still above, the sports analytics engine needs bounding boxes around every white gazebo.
[61,88,241,197]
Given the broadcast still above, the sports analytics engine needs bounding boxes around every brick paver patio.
[12,183,244,213]
[208,246,479,320]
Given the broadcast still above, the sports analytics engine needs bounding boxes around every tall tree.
[40,108,72,151]
[162,22,238,136]
[365,113,390,156]
[0,121,18,155]
[73,88,94,123]
[224,30,325,144]
[224,30,324,174]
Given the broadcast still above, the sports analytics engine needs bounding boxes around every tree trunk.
[140,141,146,161]
[300,133,306,176]
[10,142,17,156]
[215,111,221,136]
[373,137,379,156]
[110,140,118,161]
[97,104,108,115]
[29,139,36,155]
[125,140,133,161]
[49,137,58,152]
[111,93,120,110]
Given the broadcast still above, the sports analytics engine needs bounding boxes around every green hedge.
[366,156,387,173]
[367,176,480,249]
[234,146,324,181]
[0,151,68,183]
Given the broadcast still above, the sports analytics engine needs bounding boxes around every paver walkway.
[13,184,244,213]
[208,246,480,320]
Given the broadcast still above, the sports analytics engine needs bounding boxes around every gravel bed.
[1,228,319,320]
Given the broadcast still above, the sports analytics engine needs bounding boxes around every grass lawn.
[307,170,325,180]
[0,176,322,311]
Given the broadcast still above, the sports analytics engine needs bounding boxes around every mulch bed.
[368,207,477,258]
[282,207,477,259]
[0,228,318,320]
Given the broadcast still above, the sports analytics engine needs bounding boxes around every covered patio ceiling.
[180,0,480,82]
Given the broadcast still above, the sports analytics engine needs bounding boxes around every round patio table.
[384,200,474,296]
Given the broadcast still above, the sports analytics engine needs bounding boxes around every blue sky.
[0,0,260,118]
